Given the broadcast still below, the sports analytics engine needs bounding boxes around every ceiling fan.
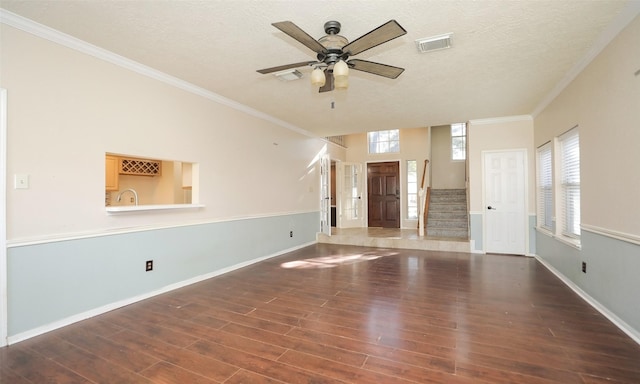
[257,20,407,92]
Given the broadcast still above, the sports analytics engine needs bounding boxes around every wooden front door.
[367,161,400,228]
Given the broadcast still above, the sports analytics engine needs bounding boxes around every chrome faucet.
[116,188,139,206]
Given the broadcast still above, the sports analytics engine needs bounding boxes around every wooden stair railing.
[418,159,430,230]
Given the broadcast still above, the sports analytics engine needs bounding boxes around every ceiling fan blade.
[272,21,328,54]
[257,61,316,74]
[343,20,407,56]
[319,71,334,93]
[349,59,405,79]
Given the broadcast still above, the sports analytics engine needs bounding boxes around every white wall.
[345,127,429,228]
[534,16,640,237]
[467,116,535,254]
[1,22,327,341]
[468,117,535,212]
[430,125,466,189]
[533,15,640,339]
[1,24,324,243]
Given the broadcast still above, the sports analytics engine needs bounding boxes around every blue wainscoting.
[469,213,484,253]
[536,228,640,342]
[469,213,536,255]
[7,211,319,342]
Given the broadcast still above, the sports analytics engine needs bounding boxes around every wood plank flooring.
[2,243,639,383]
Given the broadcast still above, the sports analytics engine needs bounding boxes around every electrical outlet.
[582,261,587,273]
[130,197,135,203]
[289,231,293,238]
[146,260,153,272]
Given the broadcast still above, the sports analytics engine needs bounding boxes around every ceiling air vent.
[274,69,303,81]
[415,33,453,53]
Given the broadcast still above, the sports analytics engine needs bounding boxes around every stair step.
[430,199,466,205]
[426,189,468,239]
[427,228,469,238]
[428,211,468,220]
[429,203,467,212]
[430,189,466,194]
[427,219,468,228]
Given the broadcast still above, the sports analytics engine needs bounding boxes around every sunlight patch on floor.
[281,250,398,269]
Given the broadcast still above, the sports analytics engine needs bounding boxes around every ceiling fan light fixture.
[311,68,326,87]
[334,75,348,90]
[333,60,349,77]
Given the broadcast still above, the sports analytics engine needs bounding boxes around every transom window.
[368,129,399,154]
[451,123,466,160]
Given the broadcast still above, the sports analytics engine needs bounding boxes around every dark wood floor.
[2,243,640,383]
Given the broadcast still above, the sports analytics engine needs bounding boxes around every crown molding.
[0,10,316,139]
[531,1,640,118]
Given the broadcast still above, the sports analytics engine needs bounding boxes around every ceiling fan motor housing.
[318,21,350,68]
[324,21,341,34]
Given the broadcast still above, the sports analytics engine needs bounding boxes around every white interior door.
[320,154,331,236]
[1,89,7,346]
[484,150,527,255]
[338,162,364,228]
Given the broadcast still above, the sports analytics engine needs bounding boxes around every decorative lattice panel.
[119,158,162,176]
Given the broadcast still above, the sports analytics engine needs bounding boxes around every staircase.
[427,189,469,239]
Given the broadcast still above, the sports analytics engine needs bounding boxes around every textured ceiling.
[0,0,632,137]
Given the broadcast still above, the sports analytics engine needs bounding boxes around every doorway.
[367,161,400,228]
[483,150,527,255]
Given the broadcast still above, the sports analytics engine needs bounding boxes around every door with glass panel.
[320,154,331,236]
[338,162,364,228]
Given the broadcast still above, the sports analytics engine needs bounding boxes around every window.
[451,123,466,160]
[368,129,399,154]
[558,128,580,238]
[342,163,361,221]
[536,142,553,231]
[407,160,418,219]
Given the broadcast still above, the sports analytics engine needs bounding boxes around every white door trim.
[1,88,8,346]
[481,149,529,255]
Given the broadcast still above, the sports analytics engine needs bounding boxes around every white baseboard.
[535,255,640,345]
[469,240,484,254]
[7,241,315,345]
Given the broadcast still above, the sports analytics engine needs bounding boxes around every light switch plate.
[14,174,29,189]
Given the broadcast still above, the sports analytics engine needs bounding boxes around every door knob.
[487,206,497,210]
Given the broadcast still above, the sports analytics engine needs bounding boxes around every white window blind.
[559,128,580,238]
[536,142,553,231]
